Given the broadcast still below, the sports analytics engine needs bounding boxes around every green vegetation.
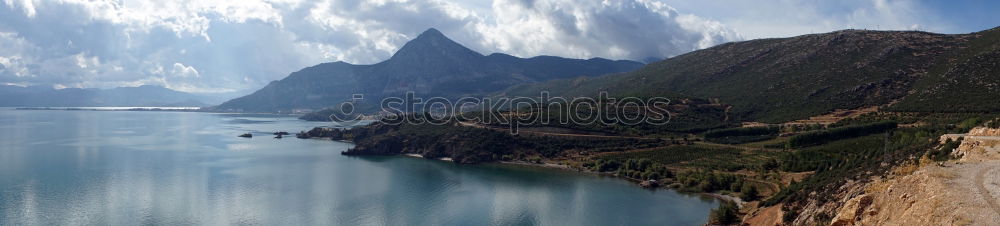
[674,170,746,193]
[710,201,740,225]
[786,121,898,148]
[584,158,673,181]
[989,118,1000,129]
[287,27,1000,225]
[286,27,1000,226]
[590,144,775,197]
[596,145,775,172]
[740,184,760,201]
[506,28,1000,123]
[705,126,779,138]
[889,28,1000,113]
[323,109,996,225]
[765,127,942,221]
[930,137,962,161]
[704,126,780,144]
[332,114,669,163]
[462,98,733,136]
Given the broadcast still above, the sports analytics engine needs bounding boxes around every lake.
[0,109,717,225]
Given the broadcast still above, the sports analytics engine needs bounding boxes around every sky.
[0,0,997,94]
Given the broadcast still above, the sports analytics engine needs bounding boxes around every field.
[597,144,779,172]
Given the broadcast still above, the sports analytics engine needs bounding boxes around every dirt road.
[976,165,1000,217]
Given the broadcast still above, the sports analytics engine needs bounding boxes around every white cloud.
[297,0,740,63]
[4,0,953,94]
[3,0,36,17]
[171,63,200,78]
[474,0,741,60]
[1,0,739,93]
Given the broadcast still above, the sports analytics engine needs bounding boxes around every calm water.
[0,109,717,225]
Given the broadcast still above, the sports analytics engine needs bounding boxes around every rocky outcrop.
[827,162,1000,225]
[296,127,346,139]
[969,127,1000,136]
[331,121,526,164]
[826,126,1000,226]
[639,180,659,188]
[953,127,1000,161]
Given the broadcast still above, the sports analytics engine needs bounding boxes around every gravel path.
[976,165,1000,217]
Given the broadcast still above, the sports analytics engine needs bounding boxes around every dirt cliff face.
[745,127,1000,226]
[954,128,1000,161]
[829,163,1000,225]
[826,127,1000,226]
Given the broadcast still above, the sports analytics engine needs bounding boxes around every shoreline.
[497,160,573,170]
[396,152,738,207]
[491,159,741,207]
[402,153,453,162]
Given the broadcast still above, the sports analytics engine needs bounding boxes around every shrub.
[929,137,962,161]
[710,201,740,225]
[740,184,759,201]
[988,118,1000,129]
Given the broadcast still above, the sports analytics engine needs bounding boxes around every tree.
[741,184,759,201]
[710,201,740,225]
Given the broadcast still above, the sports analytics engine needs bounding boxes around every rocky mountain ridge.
[212,28,644,113]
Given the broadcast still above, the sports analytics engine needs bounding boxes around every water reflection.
[0,109,717,225]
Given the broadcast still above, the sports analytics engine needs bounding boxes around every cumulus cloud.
[0,0,742,93]
[171,63,200,78]
[3,0,948,94]
[0,0,317,92]
[474,0,741,61]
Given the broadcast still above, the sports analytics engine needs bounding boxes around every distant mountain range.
[212,28,644,113]
[505,27,1000,123]
[0,85,225,107]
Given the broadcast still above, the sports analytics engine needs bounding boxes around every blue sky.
[921,0,999,32]
[0,0,996,94]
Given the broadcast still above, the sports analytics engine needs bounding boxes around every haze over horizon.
[0,0,997,95]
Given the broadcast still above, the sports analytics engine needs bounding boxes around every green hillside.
[505,27,1000,123]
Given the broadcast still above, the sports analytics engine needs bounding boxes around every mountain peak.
[418,28,444,38]
[390,28,483,61]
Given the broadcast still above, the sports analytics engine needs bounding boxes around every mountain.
[505,27,1000,123]
[0,85,218,107]
[212,28,644,113]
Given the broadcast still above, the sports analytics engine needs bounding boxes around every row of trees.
[704,126,780,138]
[588,158,763,204]
[786,121,898,148]
[704,126,781,144]
[586,159,674,181]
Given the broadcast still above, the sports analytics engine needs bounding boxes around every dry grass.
[893,162,921,176]
[864,179,892,193]
[928,169,959,179]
